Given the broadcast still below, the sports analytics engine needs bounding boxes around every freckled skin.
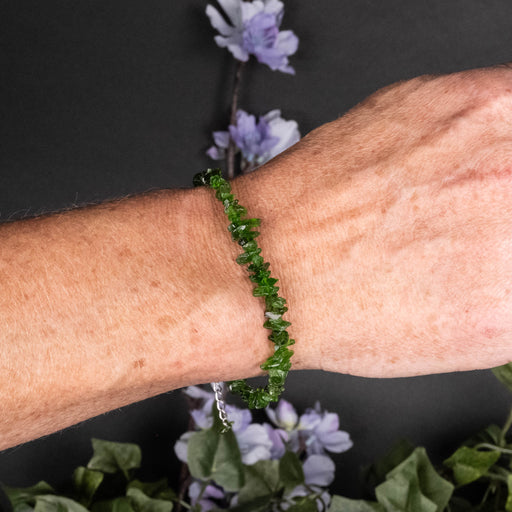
[2,65,512,449]
[233,65,512,377]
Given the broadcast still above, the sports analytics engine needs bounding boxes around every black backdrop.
[2,0,512,505]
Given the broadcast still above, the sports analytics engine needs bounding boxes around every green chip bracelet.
[193,168,295,416]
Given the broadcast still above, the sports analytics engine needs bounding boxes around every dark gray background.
[1,0,512,504]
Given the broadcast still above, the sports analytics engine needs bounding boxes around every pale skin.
[1,65,512,450]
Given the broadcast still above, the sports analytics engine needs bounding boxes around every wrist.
[162,185,274,386]
[228,168,317,373]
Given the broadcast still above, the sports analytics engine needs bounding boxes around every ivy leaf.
[187,426,244,492]
[481,424,502,446]
[12,504,35,512]
[33,495,90,512]
[506,474,512,512]
[213,428,245,491]
[493,363,512,393]
[73,466,104,507]
[127,480,175,502]
[375,447,453,512]
[126,488,173,512]
[87,439,141,480]
[237,460,280,504]
[187,428,218,480]
[3,482,54,508]
[365,440,416,491]
[328,495,385,511]
[92,497,135,512]
[286,498,318,512]
[279,451,304,493]
[444,446,500,486]
[223,495,273,512]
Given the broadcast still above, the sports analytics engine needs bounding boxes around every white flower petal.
[205,5,235,36]
[268,118,300,159]
[265,407,278,425]
[276,30,299,56]
[236,424,272,464]
[206,145,225,160]
[183,386,214,401]
[274,399,299,430]
[319,430,353,454]
[278,64,296,75]
[241,1,265,21]
[217,0,243,28]
[226,41,250,61]
[262,0,284,17]
[188,481,202,502]
[226,405,252,432]
[174,431,194,463]
[213,130,230,148]
[298,411,322,431]
[262,109,282,123]
[191,407,213,430]
[303,455,336,487]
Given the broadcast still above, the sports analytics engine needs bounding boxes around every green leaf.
[187,428,219,480]
[92,497,135,512]
[187,423,244,492]
[223,495,273,512]
[127,480,175,502]
[506,474,512,512]
[237,460,280,504]
[328,495,385,511]
[365,440,416,490]
[279,451,305,493]
[375,447,453,512]
[87,439,141,480]
[33,495,90,512]
[13,504,36,512]
[126,488,173,512]
[73,466,104,507]
[482,424,503,446]
[444,446,500,486]
[286,498,318,512]
[3,482,54,507]
[492,363,512,393]
[211,428,244,491]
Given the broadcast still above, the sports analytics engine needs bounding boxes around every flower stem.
[474,442,512,455]
[175,397,196,512]
[227,61,245,179]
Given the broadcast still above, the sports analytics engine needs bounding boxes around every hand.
[235,65,512,377]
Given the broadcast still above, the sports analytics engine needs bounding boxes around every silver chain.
[210,381,231,432]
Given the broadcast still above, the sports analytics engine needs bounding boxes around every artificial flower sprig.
[206,0,299,74]
[175,386,353,511]
[207,109,300,172]
[205,0,299,178]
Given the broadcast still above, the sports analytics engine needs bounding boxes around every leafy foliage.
[5,399,512,511]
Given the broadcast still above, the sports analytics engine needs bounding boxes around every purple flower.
[303,454,336,487]
[266,399,299,430]
[207,109,299,169]
[298,402,353,456]
[189,481,226,511]
[266,400,353,457]
[236,423,273,464]
[206,0,298,74]
[264,423,289,459]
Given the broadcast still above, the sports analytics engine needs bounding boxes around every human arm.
[0,189,279,450]
[1,64,512,450]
